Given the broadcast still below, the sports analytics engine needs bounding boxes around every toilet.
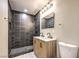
[58,42,78,58]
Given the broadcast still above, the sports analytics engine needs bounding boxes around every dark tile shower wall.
[34,12,40,36]
[11,11,35,49]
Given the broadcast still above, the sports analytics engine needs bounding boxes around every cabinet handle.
[40,42,42,48]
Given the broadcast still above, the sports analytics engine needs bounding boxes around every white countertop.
[33,36,56,42]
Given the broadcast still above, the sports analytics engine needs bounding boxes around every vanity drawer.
[33,39,40,57]
[38,40,47,58]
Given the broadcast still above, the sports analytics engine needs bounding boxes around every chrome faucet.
[47,33,53,38]
[40,33,44,37]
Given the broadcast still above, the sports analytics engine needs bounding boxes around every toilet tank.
[59,42,78,58]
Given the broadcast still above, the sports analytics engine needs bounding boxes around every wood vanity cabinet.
[33,37,57,58]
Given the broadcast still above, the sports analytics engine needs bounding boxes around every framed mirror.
[41,12,55,29]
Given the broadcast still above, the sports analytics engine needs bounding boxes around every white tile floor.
[14,52,37,58]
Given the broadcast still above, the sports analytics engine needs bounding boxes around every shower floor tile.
[14,52,37,58]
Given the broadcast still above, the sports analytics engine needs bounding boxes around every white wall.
[54,0,79,46]
[53,0,79,57]
[0,0,8,58]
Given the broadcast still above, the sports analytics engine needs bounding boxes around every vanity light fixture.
[41,2,53,14]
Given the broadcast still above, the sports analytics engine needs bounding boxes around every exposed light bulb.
[22,14,27,19]
[24,9,28,12]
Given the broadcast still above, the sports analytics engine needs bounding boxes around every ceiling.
[9,0,52,15]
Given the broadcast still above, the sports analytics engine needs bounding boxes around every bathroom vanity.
[33,37,57,58]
